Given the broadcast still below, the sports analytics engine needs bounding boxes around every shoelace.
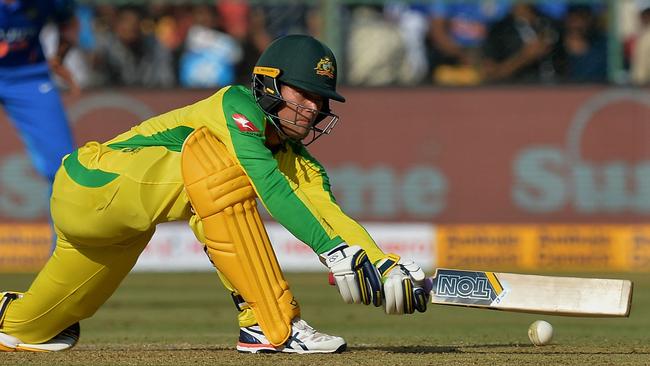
[292,319,333,342]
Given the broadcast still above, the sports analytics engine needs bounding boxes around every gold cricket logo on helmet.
[314,57,335,79]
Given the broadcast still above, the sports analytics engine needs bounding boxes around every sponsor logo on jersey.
[232,113,259,132]
[38,82,53,94]
[314,57,335,79]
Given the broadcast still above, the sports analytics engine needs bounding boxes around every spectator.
[179,4,242,88]
[90,4,117,53]
[41,15,92,90]
[215,0,252,85]
[346,5,408,86]
[428,0,510,85]
[92,6,175,87]
[217,0,250,41]
[230,2,320,85]
[481,4,562,83]
[621,0,643,70]
[150,4,184,53]
[536,2,569,21]
[253,2,316,39]
[385,3,430,85]
[75,4,96,52]
[631,7,650,84]
[561,5,608,83]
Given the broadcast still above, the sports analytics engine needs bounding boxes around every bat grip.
[423,277,433,293]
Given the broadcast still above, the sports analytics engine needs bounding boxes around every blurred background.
[1,0,650,274]
[28,0,650,88]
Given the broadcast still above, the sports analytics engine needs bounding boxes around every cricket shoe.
[0,292,80,352]
[237,317,346,354]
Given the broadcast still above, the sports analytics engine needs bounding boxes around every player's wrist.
[374,254,401,280]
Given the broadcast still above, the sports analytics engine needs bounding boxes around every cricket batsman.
[0,34,428,354]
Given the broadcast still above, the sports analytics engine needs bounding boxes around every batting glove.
[376,255,428,314]
[321,243,383,307]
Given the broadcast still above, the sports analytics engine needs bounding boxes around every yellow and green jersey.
[59,85,385,261]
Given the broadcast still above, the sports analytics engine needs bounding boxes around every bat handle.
[328,272,336,286]
[423,277,433,293]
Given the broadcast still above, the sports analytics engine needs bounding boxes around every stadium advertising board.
[1,87,649,272]
[0,222,433,272]
[436,224,650,271]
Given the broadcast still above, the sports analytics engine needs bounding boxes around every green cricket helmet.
[252,34,345,145]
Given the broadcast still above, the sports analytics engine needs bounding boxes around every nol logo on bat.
[435,271,498,302]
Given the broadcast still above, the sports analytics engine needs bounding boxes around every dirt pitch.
[1,271,648,366]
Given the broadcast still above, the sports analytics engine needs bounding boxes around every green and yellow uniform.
[1,86,384,343]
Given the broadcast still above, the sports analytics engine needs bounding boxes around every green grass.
[0,271,648,365]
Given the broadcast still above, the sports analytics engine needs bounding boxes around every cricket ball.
[528,320,553,346]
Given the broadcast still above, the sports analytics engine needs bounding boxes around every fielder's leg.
[1,63,74,183]
[2,63,75,252]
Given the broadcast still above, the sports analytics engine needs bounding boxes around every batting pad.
[181,127,299,346]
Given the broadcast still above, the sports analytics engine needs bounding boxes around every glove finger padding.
[323,244,383,307]
[383,274,404,314]
[353,250,383,306]
[334,274,358,304]
[412,286,428,313]
[379,257,429,314]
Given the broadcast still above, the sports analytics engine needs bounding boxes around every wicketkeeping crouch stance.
[0,35,428,354]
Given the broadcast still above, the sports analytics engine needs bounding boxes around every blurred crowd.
[43,0,650,90]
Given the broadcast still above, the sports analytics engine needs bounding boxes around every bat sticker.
[432,269,509,306]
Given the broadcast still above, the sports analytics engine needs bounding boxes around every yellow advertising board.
[0,224,51,272]
[436,225,650,271]
[2,223,650,272]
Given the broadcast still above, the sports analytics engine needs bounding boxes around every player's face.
[276,84,324,141]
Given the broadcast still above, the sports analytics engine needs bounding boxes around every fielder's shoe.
[237,317,346,354]
[0,292,80,352]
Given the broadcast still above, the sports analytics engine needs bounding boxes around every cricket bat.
[426,269,633,317]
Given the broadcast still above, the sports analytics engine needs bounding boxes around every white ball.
[528,320,553,346]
